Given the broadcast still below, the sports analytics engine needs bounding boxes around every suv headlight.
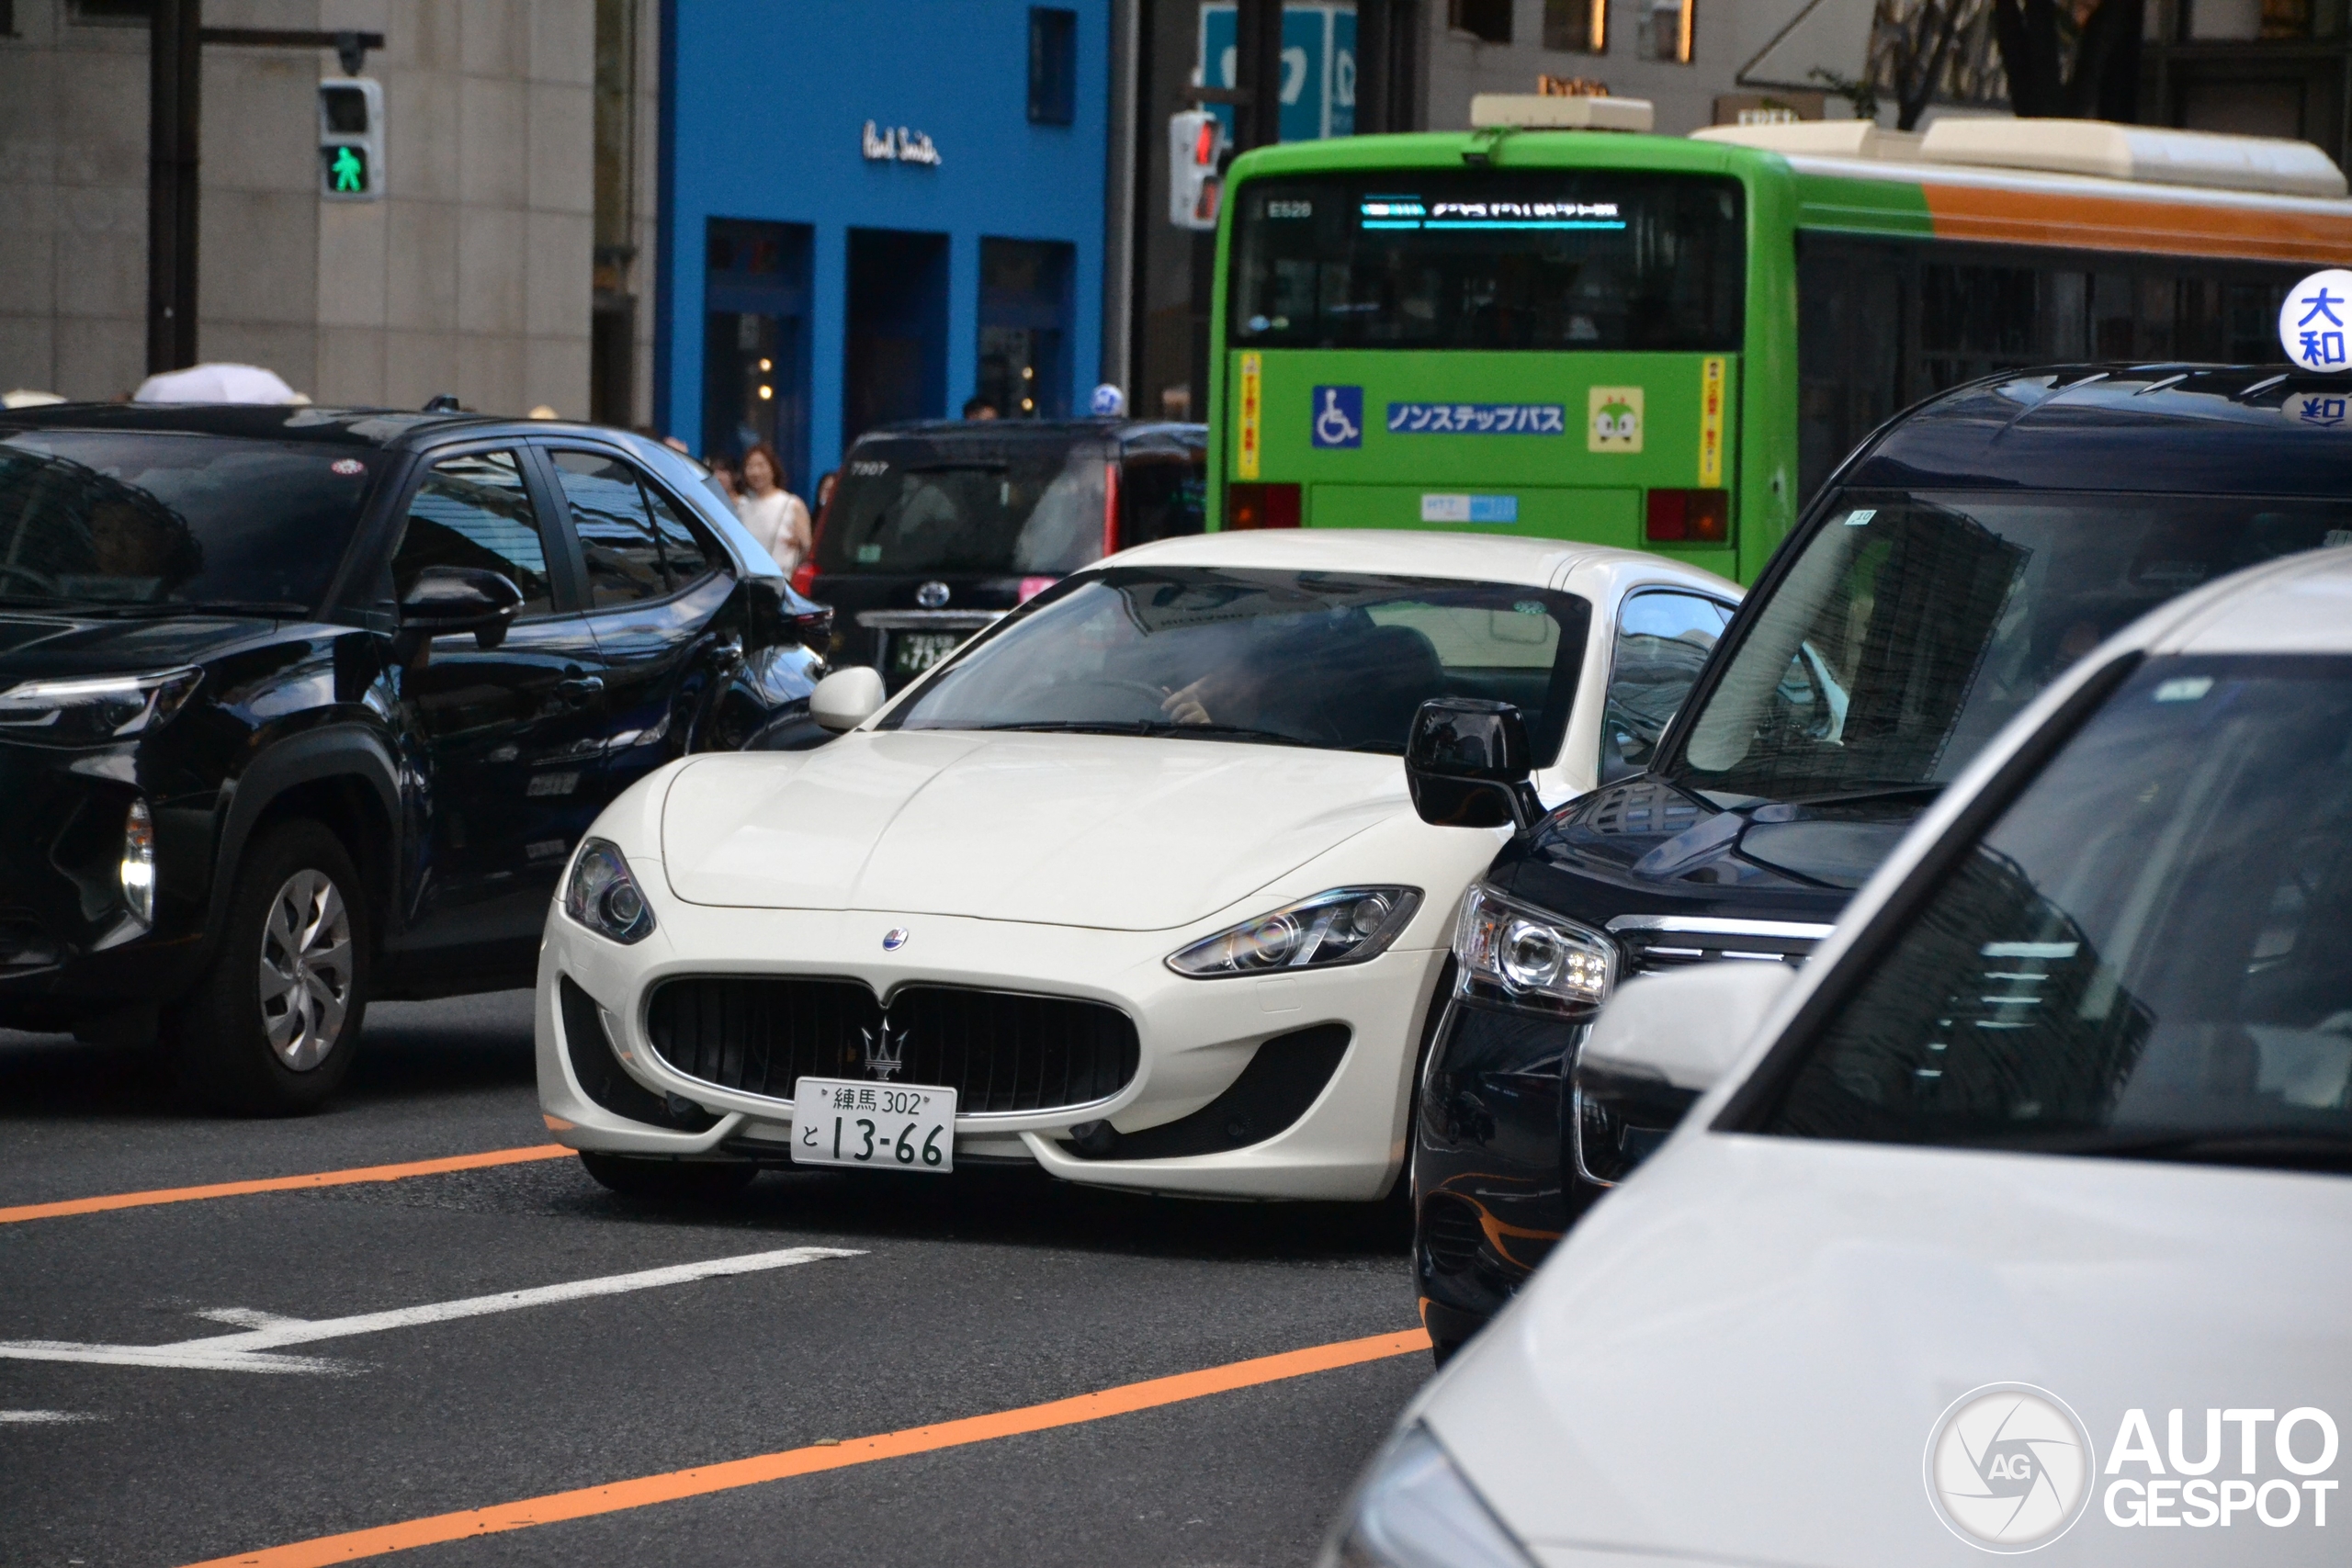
[563,839,654,943]
[1318,1424,1538,1568]
[0,668,201,743]
[1453,883,1615,1015]
[1167,886,1422,977]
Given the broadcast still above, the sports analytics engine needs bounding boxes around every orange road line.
[0,1145,574,1225]
[183,1327,1431,1568]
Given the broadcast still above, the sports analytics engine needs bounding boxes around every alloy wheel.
[256,868,354,1070]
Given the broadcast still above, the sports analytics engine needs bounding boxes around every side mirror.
[1570,962,1796,1187]
[394,566,524,663]
[1405,697,1541,833]
[809,666,886,732]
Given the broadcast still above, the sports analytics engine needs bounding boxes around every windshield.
[1228,169,1744,352]
[1671,491,2352,804]
[1758,655,2352,1171]
[816,439,1108,576]
[0,432,374,610]
[882,566,1592,759]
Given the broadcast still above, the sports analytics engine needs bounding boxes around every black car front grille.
[1609,918,1828,977]
[643,976,1140,1114]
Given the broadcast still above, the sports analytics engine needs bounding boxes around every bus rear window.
[1228,170,1744,353]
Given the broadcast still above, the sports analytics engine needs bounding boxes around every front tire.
[171,820,368,1114]
[579,1151,758,1201]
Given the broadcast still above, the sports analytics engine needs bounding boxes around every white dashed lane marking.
[1,1409,103,1423]
[0,1246,864,1374]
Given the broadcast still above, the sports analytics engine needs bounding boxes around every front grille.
[644,976,1140,1114]
[1608,916,1830,977]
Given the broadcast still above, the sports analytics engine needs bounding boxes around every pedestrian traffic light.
[1169,110,1226,231]
[318,77,385,201]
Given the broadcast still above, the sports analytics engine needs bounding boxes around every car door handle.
[554,675,605,703]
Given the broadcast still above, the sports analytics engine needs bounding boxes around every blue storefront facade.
[658,1,1113,493]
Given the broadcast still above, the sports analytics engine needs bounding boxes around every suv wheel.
[579,1151,757,1201]
[172,820,368,1114]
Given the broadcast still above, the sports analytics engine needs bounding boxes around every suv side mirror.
[809,666,886,732]
[1571,962,1796,1186]
[1406,697,1541,833]
[395,566,524,663]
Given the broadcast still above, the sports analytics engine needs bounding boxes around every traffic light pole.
[147,0,201,375]
[143,14,388,376]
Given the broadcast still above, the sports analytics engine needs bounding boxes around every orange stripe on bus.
[1923,180,2352,264]
[0,1145,574,1225]
[180,1328,1432,1568]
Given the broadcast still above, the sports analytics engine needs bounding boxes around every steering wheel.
[0,562,57,596]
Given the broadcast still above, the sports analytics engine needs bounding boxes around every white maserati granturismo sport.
[535,529,1738,1201]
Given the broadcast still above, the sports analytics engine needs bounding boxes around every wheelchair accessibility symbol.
[1311,385,1363,448]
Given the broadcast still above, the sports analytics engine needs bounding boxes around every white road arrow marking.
[0,1245,862,1374]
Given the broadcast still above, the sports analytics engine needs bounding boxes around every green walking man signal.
[325,145,368,194]
[317,77,385,201]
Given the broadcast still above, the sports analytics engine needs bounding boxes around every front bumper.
[537,886,1447,1201]
[1413,999,1597,1337]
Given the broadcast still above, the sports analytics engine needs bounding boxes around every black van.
[800,420,1207,690]
[1403,365,2352,1359]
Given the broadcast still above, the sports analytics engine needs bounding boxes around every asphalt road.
[0,994,1428,1568]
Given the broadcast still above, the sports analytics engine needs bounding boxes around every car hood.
[659,730,1406,930]
[0,608,279,682]
[1432,1133,2352,1566]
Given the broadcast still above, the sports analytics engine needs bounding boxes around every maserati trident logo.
[882,926,910,951]
[860,1018,907,1081]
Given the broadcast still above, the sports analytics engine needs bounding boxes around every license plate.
[890,631,962,679]
[791,1077,956,1173]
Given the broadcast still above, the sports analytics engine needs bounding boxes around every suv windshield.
[1228,169,1745,352]
[0,431,374,610]
[1670,491,2352,804]
[883,566,1592,758]
[1758,656,2352,1171]
[816,438,1108,576]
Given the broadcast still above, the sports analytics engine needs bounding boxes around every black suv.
[801,420,1205,689]
[0,403,827,1112]
[1403,365,2352,1359]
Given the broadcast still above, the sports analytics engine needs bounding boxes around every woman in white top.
[731,442,812,575]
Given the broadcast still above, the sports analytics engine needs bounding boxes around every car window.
[816,440,1110,576]
[1119,457,1206,547]
[390,450,553,617]
[884,566,1592,761]
[1602,591,1729,780]
[641,482,719,590]
[1757,655,2352,1171]
[551,450,669,608]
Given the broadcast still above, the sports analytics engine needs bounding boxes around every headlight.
[1318,1424,1538,1568]
[120,799,155,926]
[0,667,202,744]
[562,839,654,943]
[1453,883,1614,1014]
[1167,886,1422,977]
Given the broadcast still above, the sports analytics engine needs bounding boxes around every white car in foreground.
[536,529,1736,1201]
[1325,548,2352,1566]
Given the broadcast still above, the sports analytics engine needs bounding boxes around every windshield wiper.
[62,599,307,617]
[1773,783,1946,809]
[965,719,1309,747]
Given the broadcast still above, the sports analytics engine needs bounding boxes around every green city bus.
[1205,115,2352,582]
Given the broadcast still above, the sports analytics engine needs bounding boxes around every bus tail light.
[1227,482,1300,530]
[1645,489,1729,544]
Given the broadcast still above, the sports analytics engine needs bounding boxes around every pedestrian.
[733,441,812,574]
[707,454,741,502]
[814,469,838,513]
[962,396,1000,421]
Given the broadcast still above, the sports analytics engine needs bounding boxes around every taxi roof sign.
[2280,269,2352,372]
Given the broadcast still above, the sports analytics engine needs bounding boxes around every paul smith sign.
[862,120,942,165]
